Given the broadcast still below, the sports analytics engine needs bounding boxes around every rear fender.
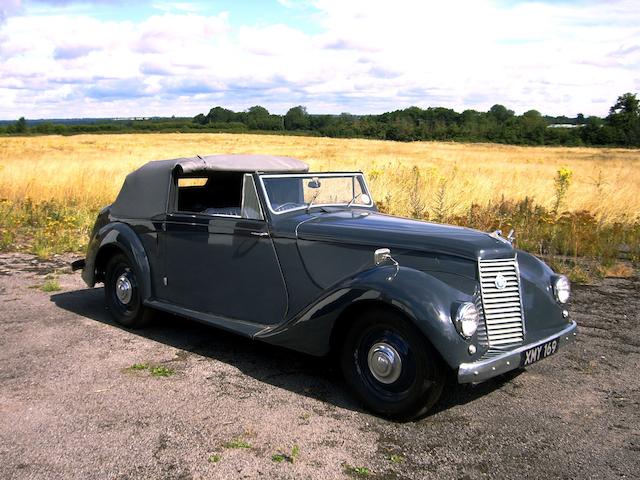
[256,266,474,368]
[82,222,152,301]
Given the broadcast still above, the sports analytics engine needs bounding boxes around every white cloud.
[0,0,638,118]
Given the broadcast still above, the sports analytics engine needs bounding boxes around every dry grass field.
[1,133,639,219]
[0,133,638,275]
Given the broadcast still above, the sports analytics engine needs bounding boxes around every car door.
[160,172,287,325]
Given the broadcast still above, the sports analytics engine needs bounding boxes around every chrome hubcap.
[367,342,402,384]
[115,274,133,305]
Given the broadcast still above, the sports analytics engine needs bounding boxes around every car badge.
[495,274,508,290]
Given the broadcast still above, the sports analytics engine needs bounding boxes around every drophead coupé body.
[73,154,576,419]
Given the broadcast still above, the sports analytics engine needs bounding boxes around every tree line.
[192,93,640,147]
[2,92,639,147]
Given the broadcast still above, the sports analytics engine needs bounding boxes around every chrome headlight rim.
[454,302,479,339]
[553,275,571,304]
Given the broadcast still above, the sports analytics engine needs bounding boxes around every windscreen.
[261,174,372,213]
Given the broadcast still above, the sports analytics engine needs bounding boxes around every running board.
[144,299,267,338]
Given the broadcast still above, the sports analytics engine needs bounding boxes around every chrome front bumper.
[458,321,577,384]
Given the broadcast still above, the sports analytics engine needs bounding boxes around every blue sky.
[0,0,638,119]
[21,1,323,31]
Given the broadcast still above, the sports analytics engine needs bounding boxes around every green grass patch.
[223,439,251,449]
[343,464,371,477]
[128,363,149,371]
[208,454,221,463]
[124,363,175,377]
[149,366,174,377]
[271,444,300,464]
[387,454,404,464]
[41,278,61,292]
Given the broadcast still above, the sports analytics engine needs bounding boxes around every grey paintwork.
[81,155,575,381]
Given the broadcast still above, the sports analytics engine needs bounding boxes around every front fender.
[256,265,478,368]
[82,222,152,301]
[517,250,571,341]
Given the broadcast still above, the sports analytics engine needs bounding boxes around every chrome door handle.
[250,232,269,237]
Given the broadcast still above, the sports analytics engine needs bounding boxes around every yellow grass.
[0,133,639,222]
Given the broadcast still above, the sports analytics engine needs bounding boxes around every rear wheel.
[340,309,445,420]
[104,253,151,328]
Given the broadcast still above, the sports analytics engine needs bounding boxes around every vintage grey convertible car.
[73,154,576,419]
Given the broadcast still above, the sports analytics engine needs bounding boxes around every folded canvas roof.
[111,154,309,218]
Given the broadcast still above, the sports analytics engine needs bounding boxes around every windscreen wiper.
[306,191,320,213]
[346,192,363,208]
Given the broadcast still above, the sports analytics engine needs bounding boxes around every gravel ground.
[0,253,638,479]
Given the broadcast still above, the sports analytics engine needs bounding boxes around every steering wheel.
[275,202,300,212]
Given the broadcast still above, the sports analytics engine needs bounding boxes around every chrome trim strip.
[514,252,527,338]
[458,321,577,384]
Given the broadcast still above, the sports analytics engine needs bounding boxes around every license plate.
[521,338,559,366]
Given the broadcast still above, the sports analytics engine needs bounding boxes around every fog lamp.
[454,303,479,339]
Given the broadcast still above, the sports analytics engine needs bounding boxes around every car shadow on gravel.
[51,287,517,421]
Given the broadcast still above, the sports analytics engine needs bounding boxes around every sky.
[0,0,638,120]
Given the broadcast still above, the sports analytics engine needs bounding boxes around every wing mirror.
[307,177,321,189]
[374,248,392,265]
[374,248,399,281]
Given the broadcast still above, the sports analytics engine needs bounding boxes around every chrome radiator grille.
[478,257,525,348]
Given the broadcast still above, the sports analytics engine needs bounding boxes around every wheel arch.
[328,299,450,370]
[87,223,153,301]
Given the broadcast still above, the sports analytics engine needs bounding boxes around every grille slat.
[482,290,520,299]
[478,257,525,349]
[486,323,523,330]
[482,296,520,305]
[486,318,522,325]
[491,336,524,345]
[485,311,522,320]
[484,302,521,310]
[486,326,523,334]
[481,277,518,284]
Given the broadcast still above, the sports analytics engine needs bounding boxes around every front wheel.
[104,253,152,328]
[340,309,445,420]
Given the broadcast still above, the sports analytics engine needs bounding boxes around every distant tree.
[247,105,270,117]
[207,106,235,123]
[488,104,514,123]
[606,92,640,146]
[193,113,207,125]
[245,105,276,130]
[284,106,310,130]
[520,110,546,144]
[15,117,27,134]
[576,113,585,125]
[609,92,639,116]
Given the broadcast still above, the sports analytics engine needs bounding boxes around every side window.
[175,172,243,216]
[241,174,264,220]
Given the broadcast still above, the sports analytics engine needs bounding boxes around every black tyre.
[104,253,151,328]
[340,308,445,420]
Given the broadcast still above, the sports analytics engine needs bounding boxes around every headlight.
[553,275,571,304]
[454,302,479,338]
